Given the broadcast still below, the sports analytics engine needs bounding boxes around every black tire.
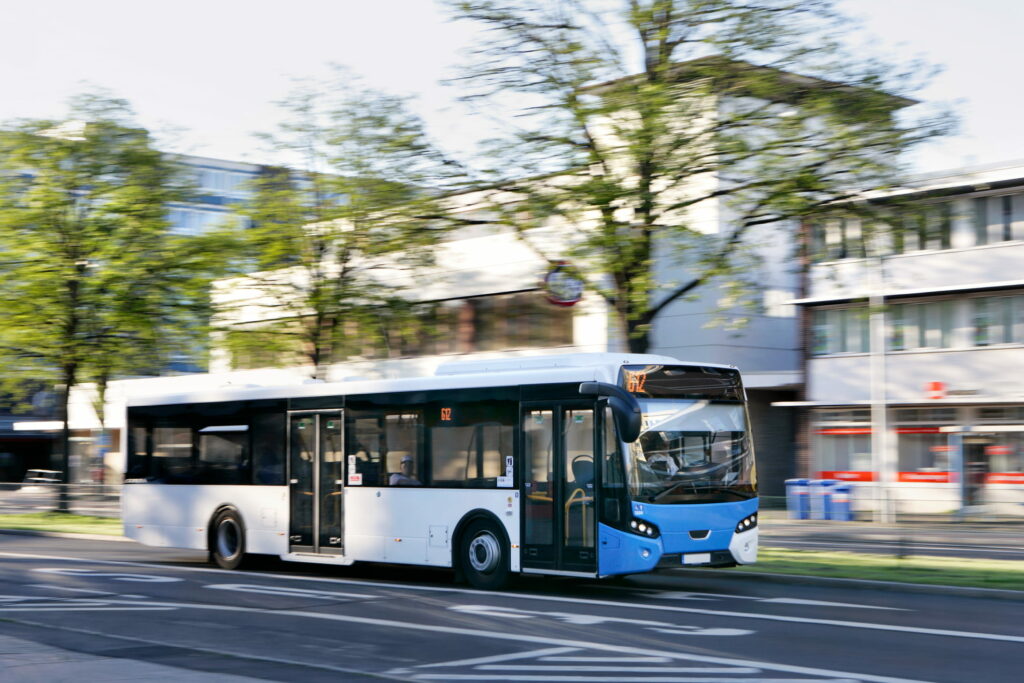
[459,519,510,590]
[211,509,247,570]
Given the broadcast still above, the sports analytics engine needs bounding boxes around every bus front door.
[288,410,344,555]
[522,404,597,574]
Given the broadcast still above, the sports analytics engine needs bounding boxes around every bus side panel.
[343,487,519,570]
[122,484,289,555]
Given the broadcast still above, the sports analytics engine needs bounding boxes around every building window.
[810,216,864,261]
[889,301,953,351]
[972,295,1022,346]
[972,194,1023,246]
[809,307,869,355]
[892,203,952,253]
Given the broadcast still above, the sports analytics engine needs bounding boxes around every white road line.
[540,656,673,662]
[415,647,578,669]
[3,550,1022,645]
[407,676,859,682]
[475,665,762,672]
[28,583,117,596]
[205,583,375,600]
[648,591,907,611]
[0,594,934,683]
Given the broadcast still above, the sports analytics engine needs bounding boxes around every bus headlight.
[734,513,758,533]
[629,518,660,538]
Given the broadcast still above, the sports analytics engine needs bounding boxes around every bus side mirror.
[578,381,642,443]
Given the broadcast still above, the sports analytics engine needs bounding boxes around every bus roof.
[125,352,736,408]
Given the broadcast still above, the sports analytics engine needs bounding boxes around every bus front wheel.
[211,509,246,570]
[459,519,509,590]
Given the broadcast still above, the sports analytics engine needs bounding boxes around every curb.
[679,567,1024,601]
[0,528,131,542]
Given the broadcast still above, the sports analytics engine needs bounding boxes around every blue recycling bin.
[829,483,854,521]
[809,479,839,520]
[785,478,810,520]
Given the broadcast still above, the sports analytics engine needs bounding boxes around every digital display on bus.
[620,365,743,401]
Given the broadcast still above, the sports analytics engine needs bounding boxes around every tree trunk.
[56,365,75,513]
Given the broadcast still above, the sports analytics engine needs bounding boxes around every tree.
[0,94,225,506]
[223,71,462,377]
[445,0,953,352]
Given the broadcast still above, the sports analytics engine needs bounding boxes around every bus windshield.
[626,399,756,504]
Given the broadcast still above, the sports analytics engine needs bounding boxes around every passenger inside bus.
[389,455,421,486]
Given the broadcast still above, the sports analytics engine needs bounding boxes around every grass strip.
[744,547,1024,591]
[0,511,122,536]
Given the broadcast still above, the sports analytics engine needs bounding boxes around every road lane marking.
[33,567,182,582]
[449,604,753,636]
[407,676,861,682]
[205,583,376,600]
[476,665,762,672]
[540,656,673,662]
[648,591,908,611]
[415,648,578,669]
[0,594,938,683]
[0,594,173,612]
[3,550,1022,645]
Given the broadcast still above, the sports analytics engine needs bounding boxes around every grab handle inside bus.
[578,381,642,442]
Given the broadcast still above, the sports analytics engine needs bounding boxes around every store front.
[807,405,1024,515]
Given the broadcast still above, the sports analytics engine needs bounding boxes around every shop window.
[896,432,950,472]
[814,431,872,472]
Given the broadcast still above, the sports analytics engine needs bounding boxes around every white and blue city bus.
[122,353,758,589]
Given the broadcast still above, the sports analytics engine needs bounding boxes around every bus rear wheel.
[459,519,509,590]
[211,509,246,570]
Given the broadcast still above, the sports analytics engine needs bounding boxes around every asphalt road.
[1,534,1021,682]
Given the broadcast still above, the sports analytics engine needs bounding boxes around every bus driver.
[389,455,421,486]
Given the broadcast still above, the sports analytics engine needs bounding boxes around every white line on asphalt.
[0,592,936,683]
[648,591,907,611]
[475,665,762,673]
[405,676,859,682]
[539,656,673,662]
[28,583,117,596]
[3,550,1022,645]
[414,647,578,669]
[205,583,375,600]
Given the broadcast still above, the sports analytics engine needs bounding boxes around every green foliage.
[446,0,954,351]
[0,94,231,417]
[229,70,463,375]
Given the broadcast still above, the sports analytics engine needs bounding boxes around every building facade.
[789,161,1024,516]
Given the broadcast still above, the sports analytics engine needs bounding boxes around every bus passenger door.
[521,404,597,574]
[288,410,344,555]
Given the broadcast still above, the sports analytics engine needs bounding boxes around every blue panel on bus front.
[597,498,759,575]
[598,523,663,576]
[636,498,758,555]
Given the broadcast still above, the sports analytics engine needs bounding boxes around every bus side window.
[251,411,286,485]
[384,413,423,486]
[348,416,384,485]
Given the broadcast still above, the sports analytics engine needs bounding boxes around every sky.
[1,0,1021,174]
